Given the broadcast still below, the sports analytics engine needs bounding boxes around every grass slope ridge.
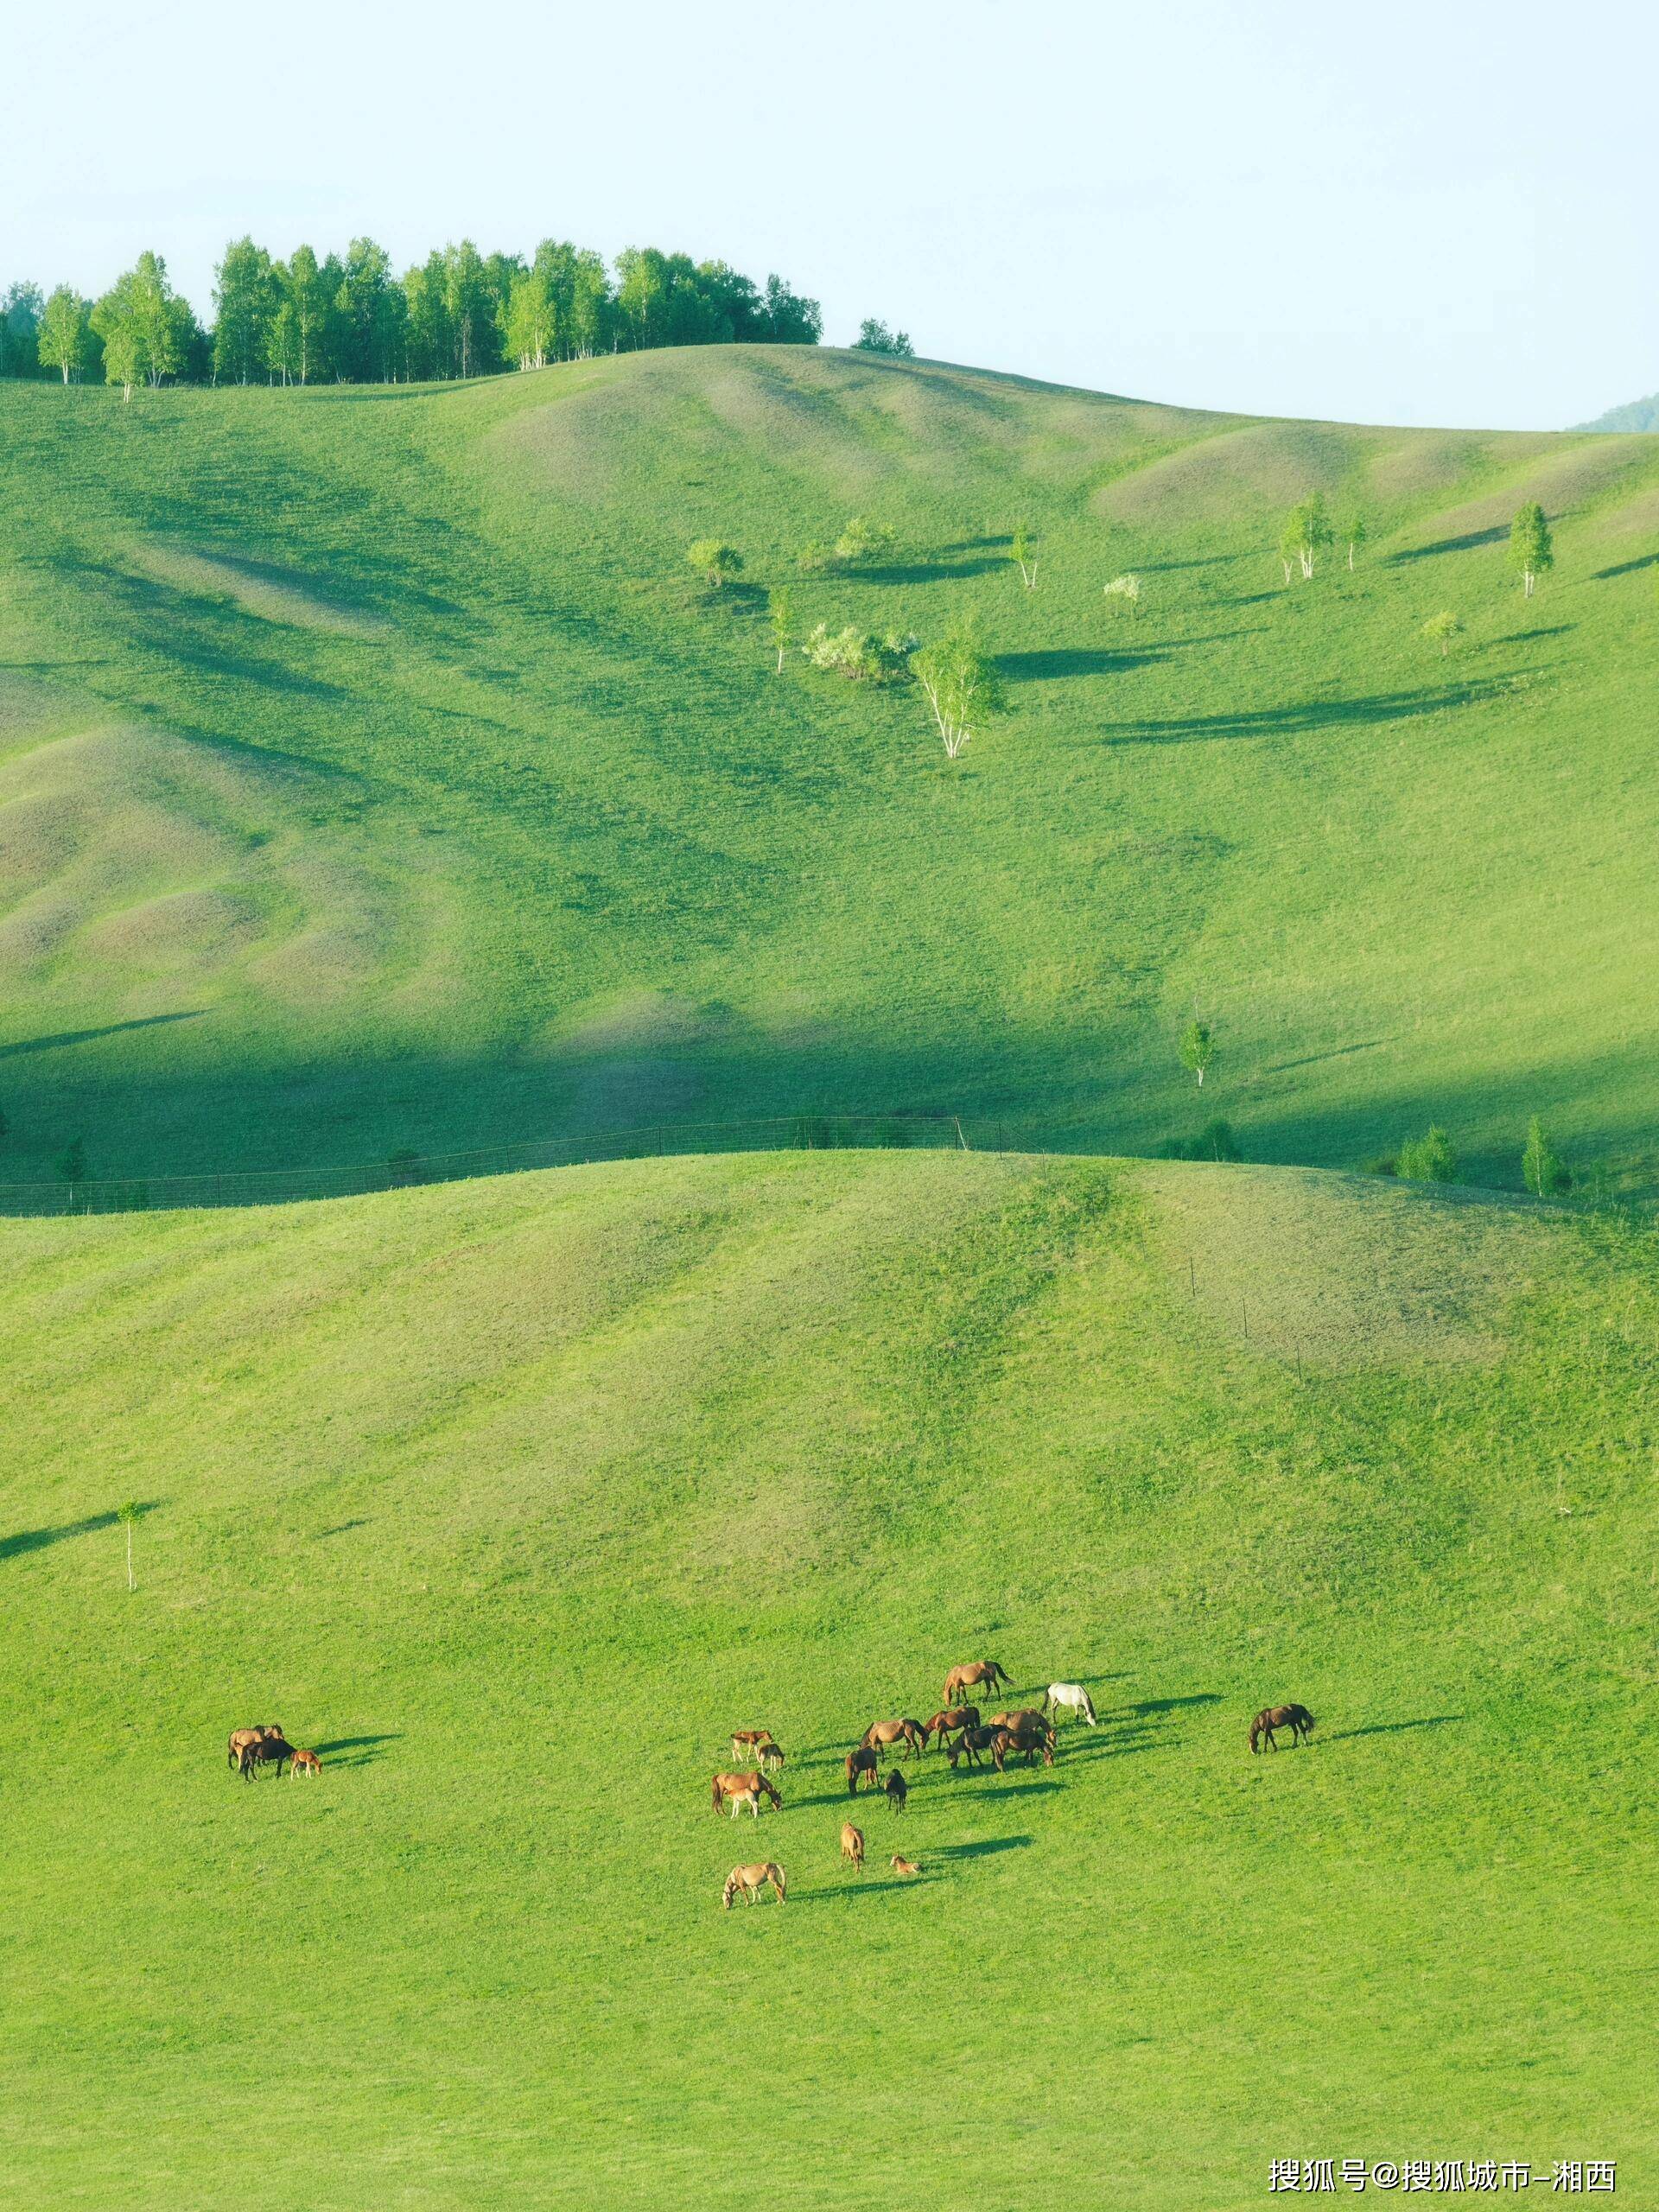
[3,348,1659,1190]
[2,1149,1654,2209]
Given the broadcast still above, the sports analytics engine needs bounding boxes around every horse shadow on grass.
[314,1732,401,1768]
[794,1877,935,1904]
[1323,1715,1463,1744]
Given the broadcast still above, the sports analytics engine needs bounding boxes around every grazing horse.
[988,1709,1049,1735]
[840,1822,866,1872]
[942,1660,1013,1708]
[860,1718,927,1764]
[846,1745,880,1796]
[730,1729,777,1764]
[758,1742,785,1774]
[925,1707,979,1747]
[722,1862,786,1910]
[945,1725,997,1771]
[890,1854,922,1878]
[711,1770,782,1817]
[289,1748,321,1779]
[990,1721,1055,1772]
[885,1769,908,1813]
[1249,1705,1316,1753]
[1045,1683,1097,1726]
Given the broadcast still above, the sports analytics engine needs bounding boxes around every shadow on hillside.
[1,1510,118,1561]
[312,1520,369,1540]
[1001,646,1170,681]
[1102,682,1505,745]
[1265,1039,1389,1076]
[1389,525,1506,563]
[930,1834,1033,1861]
[0,1012,206,1061]
[1324,1715,1463,1743]
[795,1876,933,1904]
[844,557,1006,585]
[314,1732,401,1767]
[1592,552,1659,581]
[1140,553,1239,574]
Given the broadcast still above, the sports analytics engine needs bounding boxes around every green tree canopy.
[36,287,92,383]
[1509,502,1554,597]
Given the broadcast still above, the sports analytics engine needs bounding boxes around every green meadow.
[2,346,1657,1189]
[2,1149,1655,2209]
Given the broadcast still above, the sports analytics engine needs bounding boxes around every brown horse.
[758,1742,785,1774]
[730,1729,777,1764]
[943,1660,1013,1707]
[1249,1705,1316,1753]
[890,1854,922,1878]
[925,1707,980,1747]
[846,1745,880,1796]
[885,1769,908,1813]
[988,1709,1049,1735]
[990,1722,1054,1771]
[860,1718,927,1763]
[722,1862,786,1909]
[289,1748,322,1779]
[945,1724,998,1770]
[711,1770,783,1817]
[840,1822,866,1872]
[227,1724,286,1770]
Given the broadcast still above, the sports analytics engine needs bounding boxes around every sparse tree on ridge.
[767,587,793,672]
[1344,514,1367,571]
[854,319,913,358]
[688,539,743,588]
[1509,502,1554,598]
[1010,523,1039,589]
[1422,610,1463,658]
[912,619,1001,759]
[1179,1020,1215,1088]
[36,287,91,383]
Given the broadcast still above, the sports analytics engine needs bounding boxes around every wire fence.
[0,1112,970,1220]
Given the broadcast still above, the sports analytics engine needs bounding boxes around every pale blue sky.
[5,0,1655,429]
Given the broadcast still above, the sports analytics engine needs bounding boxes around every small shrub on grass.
[801,623,916,683]
[1396,1124,1458,1183]
[1522,1116,1570,1197]
[688,539,743,588]
[1422,610,1463,657]
[833,517,897,565]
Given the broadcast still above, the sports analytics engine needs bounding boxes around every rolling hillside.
[3,348,1659,1193]
[1,1148,1655,2209]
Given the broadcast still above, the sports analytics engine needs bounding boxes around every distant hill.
[1575,391,1659,433]
[3,348,1659,1193]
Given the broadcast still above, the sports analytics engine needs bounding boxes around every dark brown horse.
[944,1724,998,1771]
[924,1706,980,1747]
[885,1769,908,1813]
[943,1659,1013,1707]
[237,1734,292,1780]
[846,1745,880,1796]
[227,1724,287,1770]
[1249,1705,1315,1752]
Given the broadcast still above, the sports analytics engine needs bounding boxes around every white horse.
[1044,1682,1097,1726]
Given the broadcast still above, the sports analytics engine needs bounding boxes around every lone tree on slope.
[1010,524,1039,589]
[767,586,793,672]
[1281,493,1333,581]
[1422,610,1463,657]
[1508,502,1554,598]
[688,539,743,588]
[1179,1020,1216,1088]
[912,619,1002,760]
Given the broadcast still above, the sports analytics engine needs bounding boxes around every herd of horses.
[226,1724,321,1780]
[709,1658,1228,1910]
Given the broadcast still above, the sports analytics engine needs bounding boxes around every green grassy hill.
[3,348,1658,1192]
[2,1148,1654,2209]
